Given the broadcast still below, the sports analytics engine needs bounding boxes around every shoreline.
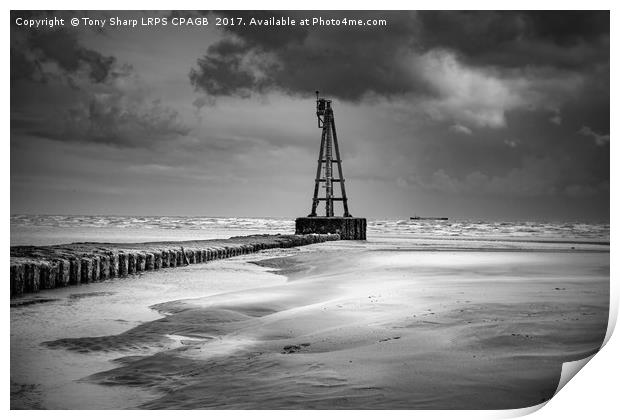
[13,229,607,300]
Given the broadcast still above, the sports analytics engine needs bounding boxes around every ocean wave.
[10,214,609,243]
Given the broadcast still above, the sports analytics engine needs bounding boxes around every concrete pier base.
[295,217,367,240]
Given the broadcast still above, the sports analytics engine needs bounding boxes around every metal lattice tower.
[308,91,351,218]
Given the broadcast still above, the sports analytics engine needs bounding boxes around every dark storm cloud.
[11,23,116,83]
[190,39,258,96]
[10,48,40,81]
[40,94,189,147]
[11,11,189,148]
[190,11,609,101]
[11,73,190,148]
[191,11,424,100]
[417,11,609,69]
[30,30,115,82]
[212,11,310,48]
[10,10,610,220]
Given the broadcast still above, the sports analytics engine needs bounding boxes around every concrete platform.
[295,217,367,240]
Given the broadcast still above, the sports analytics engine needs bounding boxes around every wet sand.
[11,239,609,409]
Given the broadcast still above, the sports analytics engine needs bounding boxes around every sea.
[10,214,609,246]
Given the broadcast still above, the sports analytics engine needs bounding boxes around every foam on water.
[10,214,609,246]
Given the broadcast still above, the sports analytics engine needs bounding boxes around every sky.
[10,11,610,221]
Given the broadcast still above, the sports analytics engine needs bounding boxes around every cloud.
[11,27,115,84]
[503,139,519,148]
[190,11,602,133]
[10,11,609,220]
[549,109,562,125]
[19,67,190,147]
[406,155,606,198]
[449,123,472,135]
[62,94,189,147]
[578,126,609,146]
[10,11,193,149]
[190,11,427,101]
[190,11,608,94]
[564,183,604,198]
[407,49,584,129]
[414,50,528,128]
[416,11,609,70]
[396,177,409,188]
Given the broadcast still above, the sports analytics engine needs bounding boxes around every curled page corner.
[504,354,600,419]
[499,401,549,419]
[602,290,618,348]
[554,353,596,397]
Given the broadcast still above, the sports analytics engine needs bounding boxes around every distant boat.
[410,216,448,221]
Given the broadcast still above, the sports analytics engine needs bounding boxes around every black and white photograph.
[8,6,613,412]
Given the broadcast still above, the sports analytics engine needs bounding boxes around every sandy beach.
[10,237,609,409]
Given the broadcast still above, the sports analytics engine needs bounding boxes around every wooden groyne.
[10,233,339,297]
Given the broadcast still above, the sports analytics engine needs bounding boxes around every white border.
[4,2,617,419]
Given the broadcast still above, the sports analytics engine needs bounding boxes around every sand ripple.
[36,245,609,409]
